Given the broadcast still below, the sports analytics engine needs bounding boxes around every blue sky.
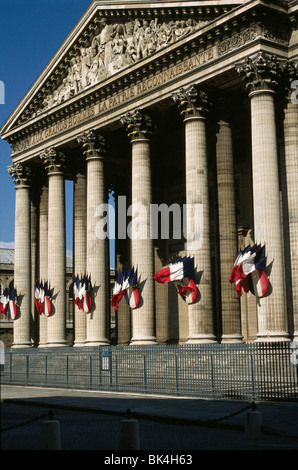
[0,1,115,262]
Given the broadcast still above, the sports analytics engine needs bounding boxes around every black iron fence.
[1,342,298,402]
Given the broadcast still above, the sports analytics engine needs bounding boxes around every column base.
[11,341,33,349]
[255,331,291,342]
[292,331,298,341]
[221,334,244,344]
[130,335,157,345]
[186,334,217,344]
[85,340,110,346]
[45,341,69,348]
[73,341,87,347]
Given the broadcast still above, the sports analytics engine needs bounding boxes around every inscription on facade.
[13,47,215,153]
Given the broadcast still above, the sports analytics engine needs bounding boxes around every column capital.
[172,85,211,120]
[40,147,66,174]
[8,162,32,187]
[235,52,294,96]
[120,109,154,142]
[77,130,108,159]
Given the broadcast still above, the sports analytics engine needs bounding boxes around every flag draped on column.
[154,256,198,304]
[229,244,269,297]
[73,274,93,313]
[111,266,139,310]
[0,287,18,320]
[34,281,52,316]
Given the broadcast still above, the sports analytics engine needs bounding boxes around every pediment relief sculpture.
[38,16,208,116]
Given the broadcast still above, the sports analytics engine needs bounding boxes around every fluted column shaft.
[78,131,109,346]
[216,119,242,343]
[130,137,156,344]
[30,198,38,345]
[40,148,67,347]
[172,87,216,343]
[73,172,87,346]
[38,184,48,347]
[86,156,108,344]
[12,179,32,346]
[121,110,156,345]
[282,99,298,340]
[236,53,291,341]
[47,169,67,346]
[184,115,216,342]
[250,90,288,340]
[8,163,32,347]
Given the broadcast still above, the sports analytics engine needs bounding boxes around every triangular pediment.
[1,0,244,138]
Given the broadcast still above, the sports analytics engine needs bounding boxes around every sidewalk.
[1,384,298,441]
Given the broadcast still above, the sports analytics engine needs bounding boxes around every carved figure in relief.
[70,56,82,94]
[98,17,116,66]
[125,22,137,63]
[60,78,72,102]
[43,94,55,110]
[87,58,99,86]
[38,15,204,114]
[80,47,91,87]
[85,47,99,85]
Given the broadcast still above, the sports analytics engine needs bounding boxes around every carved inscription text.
[13,47,214,153]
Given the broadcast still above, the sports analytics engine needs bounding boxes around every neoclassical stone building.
[1,0,297,348]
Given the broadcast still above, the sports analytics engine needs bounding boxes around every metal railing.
[1,342,297,402]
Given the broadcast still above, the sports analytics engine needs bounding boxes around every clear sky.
[0,0,114,262]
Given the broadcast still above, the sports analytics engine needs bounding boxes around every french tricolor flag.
[154,257,195,284]
[35,281,44,315]
[81,275,92,313]
[154,257,198,304]
[0,288,9,316]
[125,267,139,309]
[111,269,126,311]
[43,282,52,317]
[174,278,198,304]
[73,276,81,308]
[1,287,18,320]
[111,267,139,310]
[35,281,52,316]
[7,288,18,320]
[73,274,92,313]
[229,244,269,297]
[44,295,52,317]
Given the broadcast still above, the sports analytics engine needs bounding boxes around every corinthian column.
[40,148,67,347]
[77,130,109,346]
[236,53,289,342]
[8,163,32,347]
[121,109,156,345]
[73,171,87,346]
[282,87,298,340]
[38,183,48,347]
[215,100,242,343]
[172,86,216,343]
